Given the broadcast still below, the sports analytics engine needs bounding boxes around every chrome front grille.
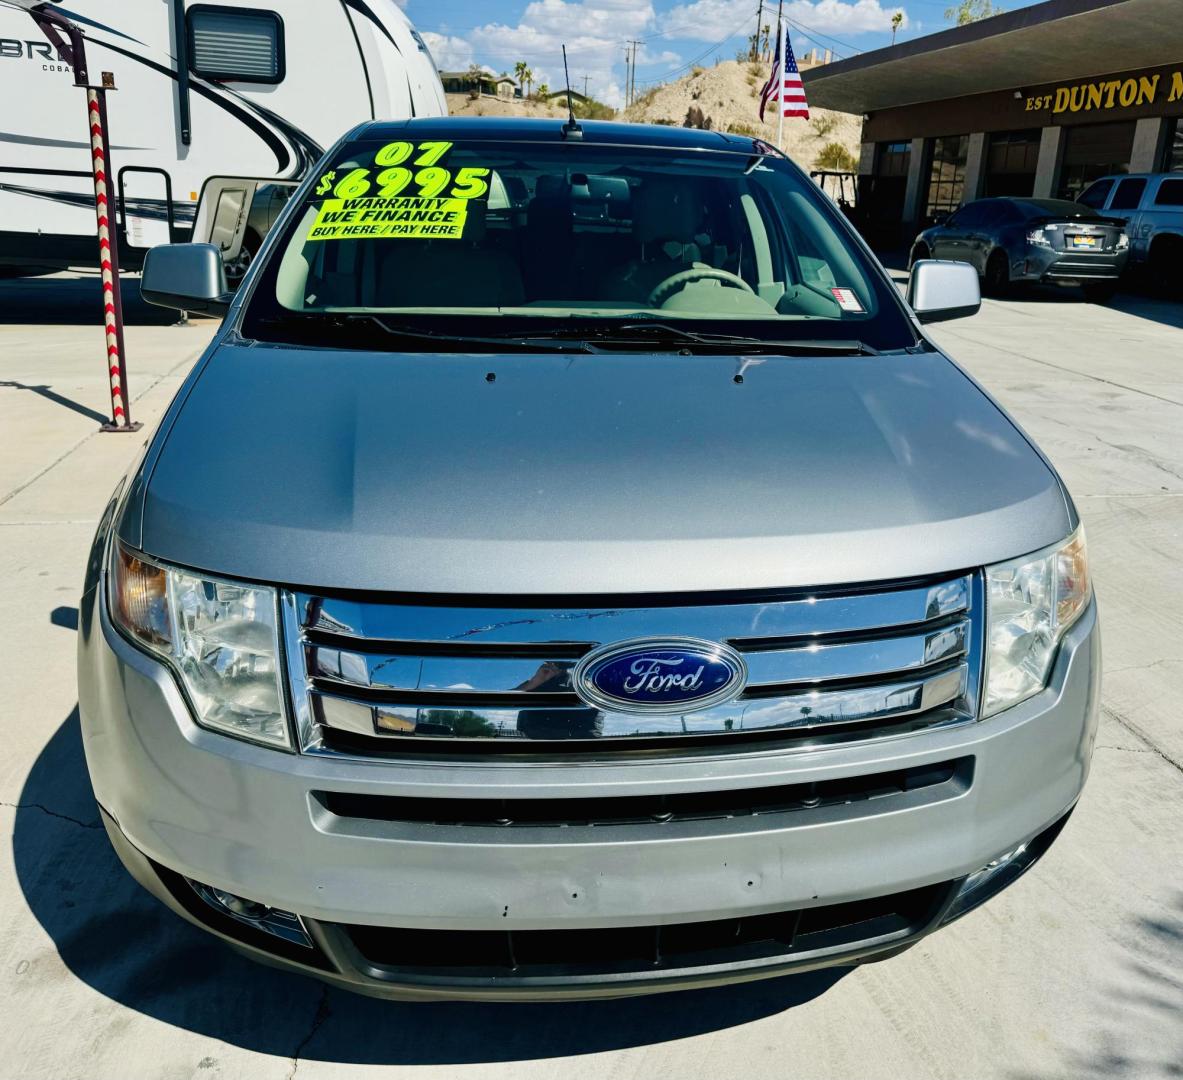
[282,575,982,755]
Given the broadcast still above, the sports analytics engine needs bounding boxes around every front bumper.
[79,585,1101,1000]
[1014,245,1129,283]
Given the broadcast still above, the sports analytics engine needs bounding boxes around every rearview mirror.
[140,243,232,316]
[906,259,981,324]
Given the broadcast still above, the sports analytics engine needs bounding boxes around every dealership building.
[803,0,1183,239]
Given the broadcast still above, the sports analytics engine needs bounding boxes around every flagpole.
[776,21,786,151]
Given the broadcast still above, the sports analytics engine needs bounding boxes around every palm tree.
[522,65,534,98]
[536,82,550,100]
[891,11,903,43]
[514,60,528,97]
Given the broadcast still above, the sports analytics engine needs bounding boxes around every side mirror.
[906,259,981,324]
[140,243,232,316]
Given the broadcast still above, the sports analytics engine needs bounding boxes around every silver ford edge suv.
[79,119,1100,1001]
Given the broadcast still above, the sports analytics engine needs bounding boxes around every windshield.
[241,132,917,351]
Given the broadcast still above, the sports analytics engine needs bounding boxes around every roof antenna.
[561,44,583,139]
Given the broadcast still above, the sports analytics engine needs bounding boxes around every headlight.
[1026,229,1050,247]
[983,529,1090,717]
[110,542,291,749]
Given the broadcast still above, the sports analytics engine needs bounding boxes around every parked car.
[79,119,1099,1001]
[910,197,1129,302]
[1078,173,1183,294]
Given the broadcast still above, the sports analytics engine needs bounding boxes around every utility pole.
[753,0,764,60]
[581,74,590,98]
[623,46,631,107]
[627,39,642,106]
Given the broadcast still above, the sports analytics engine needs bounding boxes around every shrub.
[811,115,837,139]
[812,141,857,171]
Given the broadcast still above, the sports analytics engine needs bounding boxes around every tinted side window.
[1077,179,1113,209]
[1154,178,1183,207]
[1110,178,1147,210]
[952,203,985,227]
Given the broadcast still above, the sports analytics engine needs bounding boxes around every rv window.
[188,6,285,84]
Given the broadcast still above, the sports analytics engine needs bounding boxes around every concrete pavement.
[1,275,1180,1080]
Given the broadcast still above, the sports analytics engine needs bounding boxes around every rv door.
[193,179,256,265]
[193,177,298,285]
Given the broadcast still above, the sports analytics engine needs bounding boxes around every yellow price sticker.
[307,196,469,242]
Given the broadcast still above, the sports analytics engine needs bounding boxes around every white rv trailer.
[0,0,446,275]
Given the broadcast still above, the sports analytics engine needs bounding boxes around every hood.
[131,341,1070,594]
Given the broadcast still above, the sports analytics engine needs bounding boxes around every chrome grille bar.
[306,618,969,696]
[311,664,968,741]
[299,577,970,649]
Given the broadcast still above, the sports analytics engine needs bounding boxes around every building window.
[1057,120,1135,200]
[924,135,969,219]
[985,129,1041,197]
[876,142,912,178]
[188,6,285,84]
[1165,119,1183,173]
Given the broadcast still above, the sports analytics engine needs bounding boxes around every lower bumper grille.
[314,757,971,828]
[343,883,952,979]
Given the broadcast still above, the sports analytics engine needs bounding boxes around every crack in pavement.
[0,800,103,829]
[1101,705,1183,777]
[287,984,331,1079]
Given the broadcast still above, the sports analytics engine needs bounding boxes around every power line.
[633,15,755,87]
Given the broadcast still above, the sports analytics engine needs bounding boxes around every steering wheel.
[647,267,755,308]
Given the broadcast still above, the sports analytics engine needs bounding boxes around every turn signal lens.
[112,545,171,649]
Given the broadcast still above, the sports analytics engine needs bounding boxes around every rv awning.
[802,0,1183,113]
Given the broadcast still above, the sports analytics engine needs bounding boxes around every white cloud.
[428,0,659,108]
[420,32,474,71]
[662,0,908,43]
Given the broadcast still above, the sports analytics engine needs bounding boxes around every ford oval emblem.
[572,637,747,715]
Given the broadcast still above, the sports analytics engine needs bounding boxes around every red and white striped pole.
[87,79,140,432]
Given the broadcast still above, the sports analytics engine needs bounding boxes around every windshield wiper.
[520,322,880,355]
[252,313,592,353]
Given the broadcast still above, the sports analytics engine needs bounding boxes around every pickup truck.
[1078,172,1183,291]
[78,118,1099,1001]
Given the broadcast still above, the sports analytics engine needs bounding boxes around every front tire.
[984,250,1010,297]
[224,229,261,288]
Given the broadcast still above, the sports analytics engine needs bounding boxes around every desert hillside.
[623,60,860,172]
[446,93,569,119]
[444,60,860,175]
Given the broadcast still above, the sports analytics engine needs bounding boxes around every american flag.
[759,25,810,121]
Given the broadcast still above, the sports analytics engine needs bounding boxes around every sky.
[403,0,1049,108]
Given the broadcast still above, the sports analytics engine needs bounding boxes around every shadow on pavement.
[0,381,111,424]
[1006,897,1183,1080]
[0,274,185,326]
[14,709,848,1066]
